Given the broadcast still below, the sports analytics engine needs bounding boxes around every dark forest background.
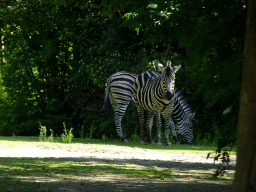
[0,0,246,149]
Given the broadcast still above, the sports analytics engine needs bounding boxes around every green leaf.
[74,2,79,7]
[136,27,140,35]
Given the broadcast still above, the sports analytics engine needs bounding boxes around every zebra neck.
[157,77,172,100]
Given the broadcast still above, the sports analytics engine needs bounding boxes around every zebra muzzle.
[166,91,173,100]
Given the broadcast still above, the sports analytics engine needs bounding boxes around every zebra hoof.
[156,142,161,146]
[149,140,155,144]
[139,140,144,144]
[123,139,128,143]
[166,142,171,146]
[175,141,180,144]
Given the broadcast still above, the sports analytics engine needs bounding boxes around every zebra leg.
[145,112,155,144]
[169,118,180,144]
[155,112,162,146]
[164,111,172,146]
[114,110,128,142]
[165,124,171,146]
[147,114,155,144]
[138,108,145,144]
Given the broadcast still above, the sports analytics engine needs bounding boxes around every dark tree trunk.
[234,0,256,191]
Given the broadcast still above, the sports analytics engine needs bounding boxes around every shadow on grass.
[0,156,235,192]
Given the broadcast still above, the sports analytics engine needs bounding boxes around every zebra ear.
[172,65,181,73]
[189,112,195,120]
[192,112,196,119]
[157,61,165,73]
[166,61,172,67]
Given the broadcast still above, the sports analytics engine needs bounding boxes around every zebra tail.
[104,85,113,120]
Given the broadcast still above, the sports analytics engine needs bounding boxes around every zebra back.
[104,71,137,119]
[171,87,194,143]
[173,87,194,122]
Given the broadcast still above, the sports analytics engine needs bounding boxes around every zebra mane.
[115,71,138,76]
[174,87,194,116]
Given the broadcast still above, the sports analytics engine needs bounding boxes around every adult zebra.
[132,61,181,146]
[136,73,195,145]
[104,63,194,144]
[168,89,194,144]
[104,71,138,142]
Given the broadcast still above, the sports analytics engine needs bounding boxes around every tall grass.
[61,122,73,144]
[39,122,48,142]
[39,122,73,143]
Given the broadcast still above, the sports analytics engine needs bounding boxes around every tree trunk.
[234,0,256,191]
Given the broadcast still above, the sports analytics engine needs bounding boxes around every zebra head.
[157,61,181,100]
[179,112,195,144]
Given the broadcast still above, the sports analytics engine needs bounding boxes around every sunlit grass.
[0,157,174,180]
[0,136,237,155]
[0,156,234,192]
[0,157,235,181]
[0,136,235,191]
[178,171,235,181]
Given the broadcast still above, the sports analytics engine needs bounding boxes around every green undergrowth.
[0,136,237,155]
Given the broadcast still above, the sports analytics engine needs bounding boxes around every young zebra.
[104,66,194,144]
[132,61,181,146]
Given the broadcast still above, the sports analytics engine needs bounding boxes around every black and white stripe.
[104,63,194,144]
[163,87,194,144]
[132,61,181,146]
[104,71,137,142]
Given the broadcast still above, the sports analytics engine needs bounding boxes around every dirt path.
[0,143,236,192]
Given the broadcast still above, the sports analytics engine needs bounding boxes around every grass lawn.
[0,136,236,192]
[0,136,237,155]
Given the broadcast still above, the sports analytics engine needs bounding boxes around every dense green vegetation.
[0,0,246,149]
